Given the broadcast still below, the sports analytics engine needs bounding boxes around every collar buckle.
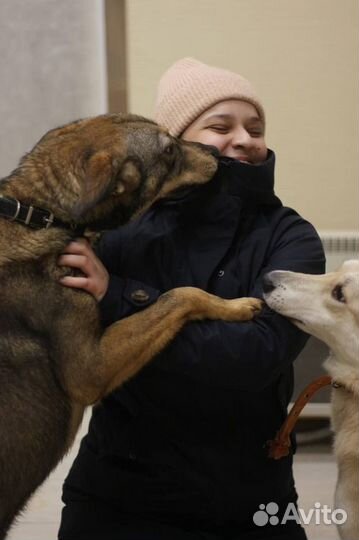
[8,197,21,221]
[42,213,55,229]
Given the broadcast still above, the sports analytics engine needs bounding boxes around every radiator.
[292,230,358,418]
[321,231,359,271]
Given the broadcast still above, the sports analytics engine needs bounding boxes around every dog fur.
[0,113,262,538]
[263,260,359,540]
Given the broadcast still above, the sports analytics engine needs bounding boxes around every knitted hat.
[154,57,265,137]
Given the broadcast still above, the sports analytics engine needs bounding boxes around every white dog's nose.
[262,274,276,294]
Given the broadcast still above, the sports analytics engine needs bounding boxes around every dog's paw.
[223,297,263,321]
[247,298,264,314]
[239,297,263,318]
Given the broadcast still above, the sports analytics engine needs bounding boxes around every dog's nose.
[206,145,220,157]
[262,274,276,294]
[193,142,220,157]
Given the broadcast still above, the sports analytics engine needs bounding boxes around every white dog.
[263,260,359,540]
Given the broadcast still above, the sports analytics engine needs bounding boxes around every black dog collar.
[0,195,82,233]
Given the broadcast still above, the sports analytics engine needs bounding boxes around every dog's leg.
[335,461,359,540]
[98,288,262,396]
[60,287,262,404]
[331,389,359,540]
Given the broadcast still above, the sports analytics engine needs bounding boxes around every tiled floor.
[7,411,340,540]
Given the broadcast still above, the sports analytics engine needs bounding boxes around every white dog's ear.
[341,259,359,272]
[341,259,359,321]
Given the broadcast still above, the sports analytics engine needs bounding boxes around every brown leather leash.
[267,375,333,459]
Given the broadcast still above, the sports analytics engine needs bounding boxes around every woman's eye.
[332,284,346,303]
[246,126,264,137]
[208,125,229,133]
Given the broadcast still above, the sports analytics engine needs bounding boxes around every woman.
[58,58,325,539]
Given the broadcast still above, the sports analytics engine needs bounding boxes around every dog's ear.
[341,259,359,273]
[71,150,125,219]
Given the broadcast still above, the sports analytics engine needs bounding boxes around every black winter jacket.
[63,152,325,530]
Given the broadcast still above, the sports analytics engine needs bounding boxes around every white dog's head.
[263,260,359,367]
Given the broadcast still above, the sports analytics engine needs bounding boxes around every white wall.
[0,0,107,177]
[126,0,359,231]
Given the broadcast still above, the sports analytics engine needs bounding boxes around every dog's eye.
[164,143,175,156]
[332,284,346,303]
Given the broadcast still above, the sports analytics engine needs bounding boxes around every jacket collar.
[162,149,281,210]
[215,149,281,206]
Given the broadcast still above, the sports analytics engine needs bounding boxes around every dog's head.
[262,260,359,361]
[9,114,218,228]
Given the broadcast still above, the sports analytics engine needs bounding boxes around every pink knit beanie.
[154,57,265,137]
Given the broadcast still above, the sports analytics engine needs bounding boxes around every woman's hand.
[58,238,109,301]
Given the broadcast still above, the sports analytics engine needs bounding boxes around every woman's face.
[181,99,267,163]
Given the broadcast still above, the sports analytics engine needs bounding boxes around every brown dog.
[0,113,262,538]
